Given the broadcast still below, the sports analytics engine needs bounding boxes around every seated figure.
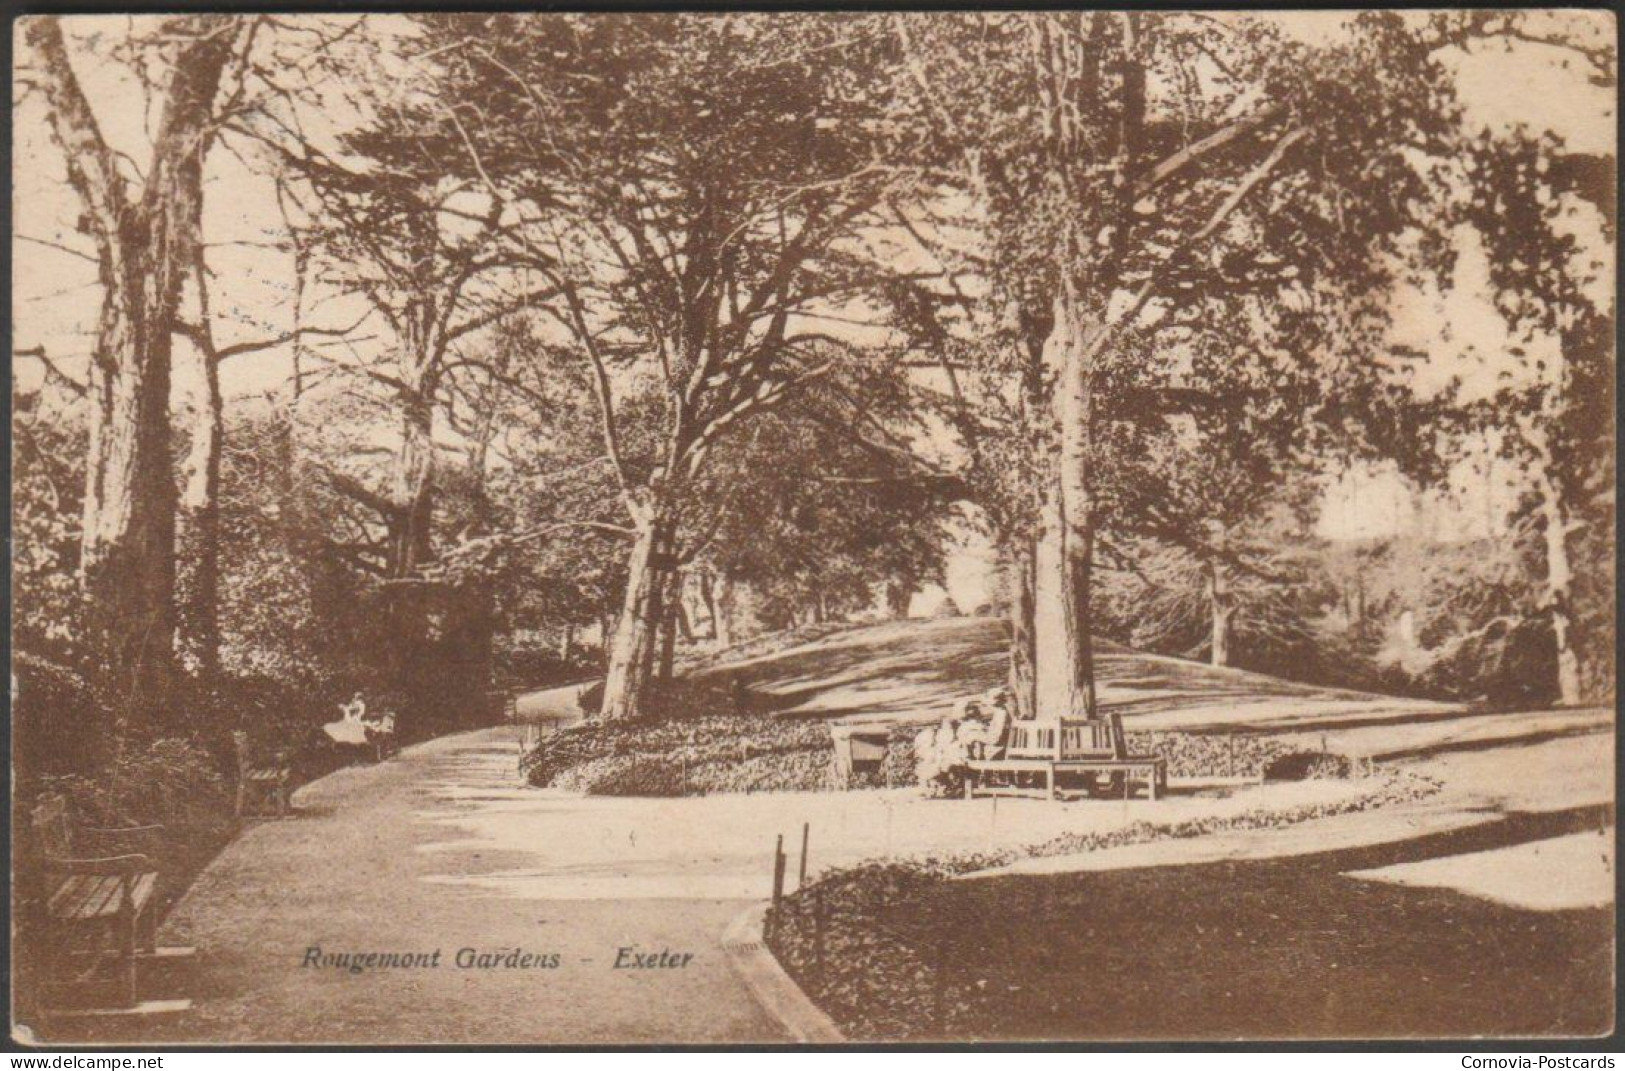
[324,692,372,747]
[957,687,1011,760]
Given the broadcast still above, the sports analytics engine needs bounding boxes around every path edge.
[721,902,845,1044]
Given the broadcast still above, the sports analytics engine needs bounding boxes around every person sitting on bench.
[324,692,372,747]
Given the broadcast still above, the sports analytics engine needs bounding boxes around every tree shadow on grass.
[906,803,1614,1040]
[1371,724,1613,764]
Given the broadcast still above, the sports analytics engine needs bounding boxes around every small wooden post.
[934,930,949,1036]
[768,834,786,944]
[813,883,825,983]
[798,822,810,889]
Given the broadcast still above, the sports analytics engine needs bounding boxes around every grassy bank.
[763,772,1463,1040]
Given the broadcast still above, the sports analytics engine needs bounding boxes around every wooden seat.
[25,796,187,1014]
[965,713,1167,801]
[48,873,158,921]
[829,723,892,786]
[233,731,293,818]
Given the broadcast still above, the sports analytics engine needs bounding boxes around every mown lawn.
[776,803,1613,1041]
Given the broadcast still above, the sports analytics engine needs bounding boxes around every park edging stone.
[721,901,844,1043]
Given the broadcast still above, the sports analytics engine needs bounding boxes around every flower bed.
[1125,730,1300,779]
[765,770,1442,1039]
[522,705,1321,798]
[522,707,839,795]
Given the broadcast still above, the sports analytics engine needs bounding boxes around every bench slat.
[48,872,158,920]
[130,873,157,912]
[51,875,117,919]
[78,877,125,919]
[48,875,94,916]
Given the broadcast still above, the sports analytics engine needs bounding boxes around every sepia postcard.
[9,9,1617,1047]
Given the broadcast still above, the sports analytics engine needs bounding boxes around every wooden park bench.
[829,722,893,787]
[25,796,192,1017]
[964,712,1167,801]
[233,731,293,819]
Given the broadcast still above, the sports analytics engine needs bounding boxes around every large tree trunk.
[601,512,673,721]
[388,389,436,578]
[445,579,496,729]
[1046,283,1100,719]
[82,297,180,709]
[1007,534,1038,720]
[1208,560,1233,668]
[379,385,438,720]
[28,16,234,713]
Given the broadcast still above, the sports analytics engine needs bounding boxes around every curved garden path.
[116,726,789,1045]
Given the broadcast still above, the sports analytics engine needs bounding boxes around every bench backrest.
[233,730,291,772]
[829,725,890,779]
[30,795,73,860]
[1007,715,1126,759]
[1006,722,1056,758]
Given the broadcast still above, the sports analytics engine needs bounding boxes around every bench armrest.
[80,824,166,856]
[48,853,153,877]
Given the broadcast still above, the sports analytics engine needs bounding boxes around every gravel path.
[49,728,786,1045]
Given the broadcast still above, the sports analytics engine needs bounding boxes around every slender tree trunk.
[714,573,736,649]
[176,235,224,683]
[676,593,695,644]
[602,511,673,720]
[657,568,681,686]
[1534,465,1582,706]
[176,346,222,681]
[1208,560,1232,668]
[696,568,718,641]
[1007,534,1038,720]
[884,581,912,620]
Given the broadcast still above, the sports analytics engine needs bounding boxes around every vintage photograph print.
[10,10,1617,1046]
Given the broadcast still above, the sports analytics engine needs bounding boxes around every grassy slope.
[684,616,1459,732]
